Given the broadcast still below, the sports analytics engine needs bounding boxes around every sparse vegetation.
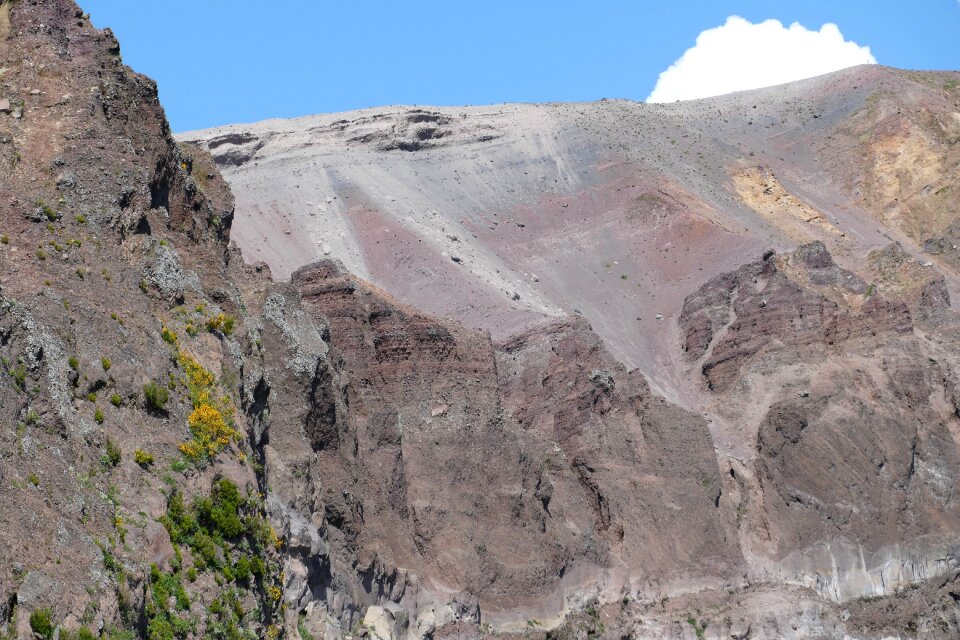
[101,356,112,371]
[35,198,57,222]
[162,478,272,573]
[161,326,178,345]
[95,407,105,424]
[68,356,80,371]
[60,627,96,640]
[110,393,122,407]
[144,381,170,412]
[145,563,191,640]
[30,608,54,640]
[60,627,97,640]
[686,616,708,640]
[134,448,154,467]
[7,361,27,391]
[298,615,317,640]
[153,479,284,636]
[103,437,121,467]
[205,313,235,336]
[176,351,240,461]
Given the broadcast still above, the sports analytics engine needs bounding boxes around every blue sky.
[77,1,960,132]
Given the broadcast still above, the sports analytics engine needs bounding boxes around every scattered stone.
[56,172,76,189]
[589,369,615,391]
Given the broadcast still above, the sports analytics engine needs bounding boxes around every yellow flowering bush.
[205,312,235,336]
[158,315,243,462]
[175,350,240,461]
[179,404,238,459]
[178,351,215,406]
[161,325,178,345]
[269,526,283,550]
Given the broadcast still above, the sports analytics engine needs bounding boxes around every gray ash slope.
[180,66,960,409]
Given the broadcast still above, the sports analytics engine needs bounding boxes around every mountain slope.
[1,1,960,639]
[180,63,960,638]
[180,65,960,407]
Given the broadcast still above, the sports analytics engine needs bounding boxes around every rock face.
[2,1,960,639]
[276,261,738,627]
[680,245,960,603]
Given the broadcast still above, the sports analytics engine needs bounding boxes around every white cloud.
[647,16,876,103]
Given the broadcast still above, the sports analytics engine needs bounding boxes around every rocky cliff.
[2,1,960,639]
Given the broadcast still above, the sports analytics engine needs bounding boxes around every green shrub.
[94,407,104,424]
[35,199,57,222]
[103,438,121,467]
[101,357,112,371]
[160,326,178,345]
[87,392,97,403]
[205,313,235,336]
[68,356,79,371]
[30,607,54,640]
[10,363,27,391]
[134,449,154,467]
[199,478,245,538]
[144,381,169,412]
[0,234,8,244]
[234,555,251,582]
[110,393,122,407]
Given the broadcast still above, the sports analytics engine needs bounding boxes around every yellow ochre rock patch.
[732,164,843,242]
